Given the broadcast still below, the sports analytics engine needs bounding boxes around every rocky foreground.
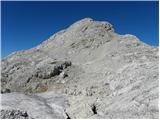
[1,18,159,119]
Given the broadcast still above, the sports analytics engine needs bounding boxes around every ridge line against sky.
[1,1,159,58]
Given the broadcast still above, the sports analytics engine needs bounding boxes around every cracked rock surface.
[1,109,29,119]
[1,18,159,119]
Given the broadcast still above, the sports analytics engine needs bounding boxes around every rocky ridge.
[1,18,159,119]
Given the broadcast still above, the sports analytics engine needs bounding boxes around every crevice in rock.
[65,112,71,119]
[91,104,97,114]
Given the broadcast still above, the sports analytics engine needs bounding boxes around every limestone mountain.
[1,18,159,119]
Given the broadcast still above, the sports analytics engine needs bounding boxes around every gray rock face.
[1,60,72,93]
[1,92,68,119]
[1,110,29,119]
[1,18,159,119]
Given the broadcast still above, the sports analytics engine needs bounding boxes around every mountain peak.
[1,18,158,119]
[76,17,93,22]
[69,18,114,33]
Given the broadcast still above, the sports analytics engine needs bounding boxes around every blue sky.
[1,1,159,58]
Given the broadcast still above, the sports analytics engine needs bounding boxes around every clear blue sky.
[1,1,159,58]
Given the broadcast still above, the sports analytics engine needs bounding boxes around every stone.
[1,92,68,119]
[59,71,68,78]
[1,88,11,94]
[0,109,29,119]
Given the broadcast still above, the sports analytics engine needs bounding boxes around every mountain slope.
[1,18,159,119]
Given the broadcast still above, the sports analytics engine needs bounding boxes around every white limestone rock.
[1,92,68,119]
[1,18,158,119]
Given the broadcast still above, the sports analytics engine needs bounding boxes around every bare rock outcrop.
[1,92,68,119]
[1,18,158,119]
[1,110,29,119]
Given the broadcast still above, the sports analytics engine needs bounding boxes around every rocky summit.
[1,18,159,119]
